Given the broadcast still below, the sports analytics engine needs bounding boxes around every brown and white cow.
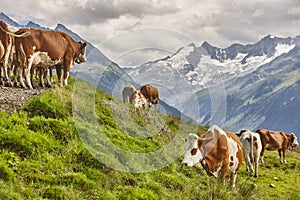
[130,89,147,109]
[0,21,30,86]
[183,125,243,188]
[122,85,135,103]
[256,128,298,164]
[14,27,87,89]
[237,129,262,178]
[140,84,159,108]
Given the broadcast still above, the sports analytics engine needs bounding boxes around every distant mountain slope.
[185,36,300,137]
[126,33,300,139]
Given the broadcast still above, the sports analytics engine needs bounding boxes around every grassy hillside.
[0,78,299,199]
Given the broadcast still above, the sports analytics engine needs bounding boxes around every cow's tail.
[0,25,30,37]
[250,134,254,163]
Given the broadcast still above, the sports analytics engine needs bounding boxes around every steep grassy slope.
[0,79,299,199]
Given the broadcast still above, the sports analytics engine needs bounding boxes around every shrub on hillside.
[0,161,15,181]
[23,90,71,119]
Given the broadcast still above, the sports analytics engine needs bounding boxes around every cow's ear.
[82,42,87,47]
[291,133,296,140]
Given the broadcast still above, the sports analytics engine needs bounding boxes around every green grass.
[0,77,299,199]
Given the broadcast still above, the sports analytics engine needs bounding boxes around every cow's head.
[75,41,87,64]
[290,133,299,149]
[182,133,204,167]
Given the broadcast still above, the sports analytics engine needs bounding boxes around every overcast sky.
[2,0,300,66]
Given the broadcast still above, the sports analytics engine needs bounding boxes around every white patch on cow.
[64,73,69,86]
[291,133,299,147]
[211,166,222,178]
[29,51,63,67]
[226,136,240,172]
[130,90,147,108]
[76,48,87,63]
[182,133,204,167]
[32,45,36,50]
[210,125,226,135]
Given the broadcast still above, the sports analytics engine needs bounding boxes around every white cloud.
[288,6,300,17]
[1,0,300,65]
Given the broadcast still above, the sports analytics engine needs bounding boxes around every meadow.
[0,78,299,200]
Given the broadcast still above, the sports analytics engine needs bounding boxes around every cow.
[140,84,159,108]
[183,125,243,188]
[256,128,299,164]
[130,89,147,109]
[0,21,29,86]
[122,85,135,103]
[14,27,87,89]
[237,129,262,178]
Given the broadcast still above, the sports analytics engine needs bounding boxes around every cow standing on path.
[256,128,298,164]
[237,129,262,178]
[0,21,29,86]
[14,28,87,89]
[140,84,159,109]
[183,125,243,188]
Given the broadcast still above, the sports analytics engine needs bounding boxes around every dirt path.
[0,87,45,114]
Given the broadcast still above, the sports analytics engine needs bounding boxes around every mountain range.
[125,33,300,138]
[1,12,300,139]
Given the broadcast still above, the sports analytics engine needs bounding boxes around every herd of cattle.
[0,21,87,89]
[183,125,299,188]
[122,84,299,189]
[122,84,159,109]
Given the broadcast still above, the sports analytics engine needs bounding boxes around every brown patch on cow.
[237,129,247,137]
[191,148,198,156]
[229,162,234,167]
[246,138,250,142]
[140,84,159,107]
[230,156,234,161]
[254,142,258,149]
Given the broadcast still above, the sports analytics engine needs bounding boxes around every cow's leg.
[254,158,259,178]
[56,65,63,87]
[3,39,13,86]
[278,149,283,163]
[229,172,237,189]
[25,68,33,89]
[12,64,19,87]
[49,67,53,84]
[39,68,45,88]
[17,67,26,88]
[245,155,254,176]
[282,149,287,163]
[260,147,266,164]
[30,66,37,89]
[44,68,52,87]
[63,69,69,86]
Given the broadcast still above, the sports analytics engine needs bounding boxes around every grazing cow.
[130,89,147,109]
[14,27,87,89]
[256,128,298,164]
[140,84,159,108]
[237,129,262,178]
[122,85,135,103]
[183,125,243,188]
